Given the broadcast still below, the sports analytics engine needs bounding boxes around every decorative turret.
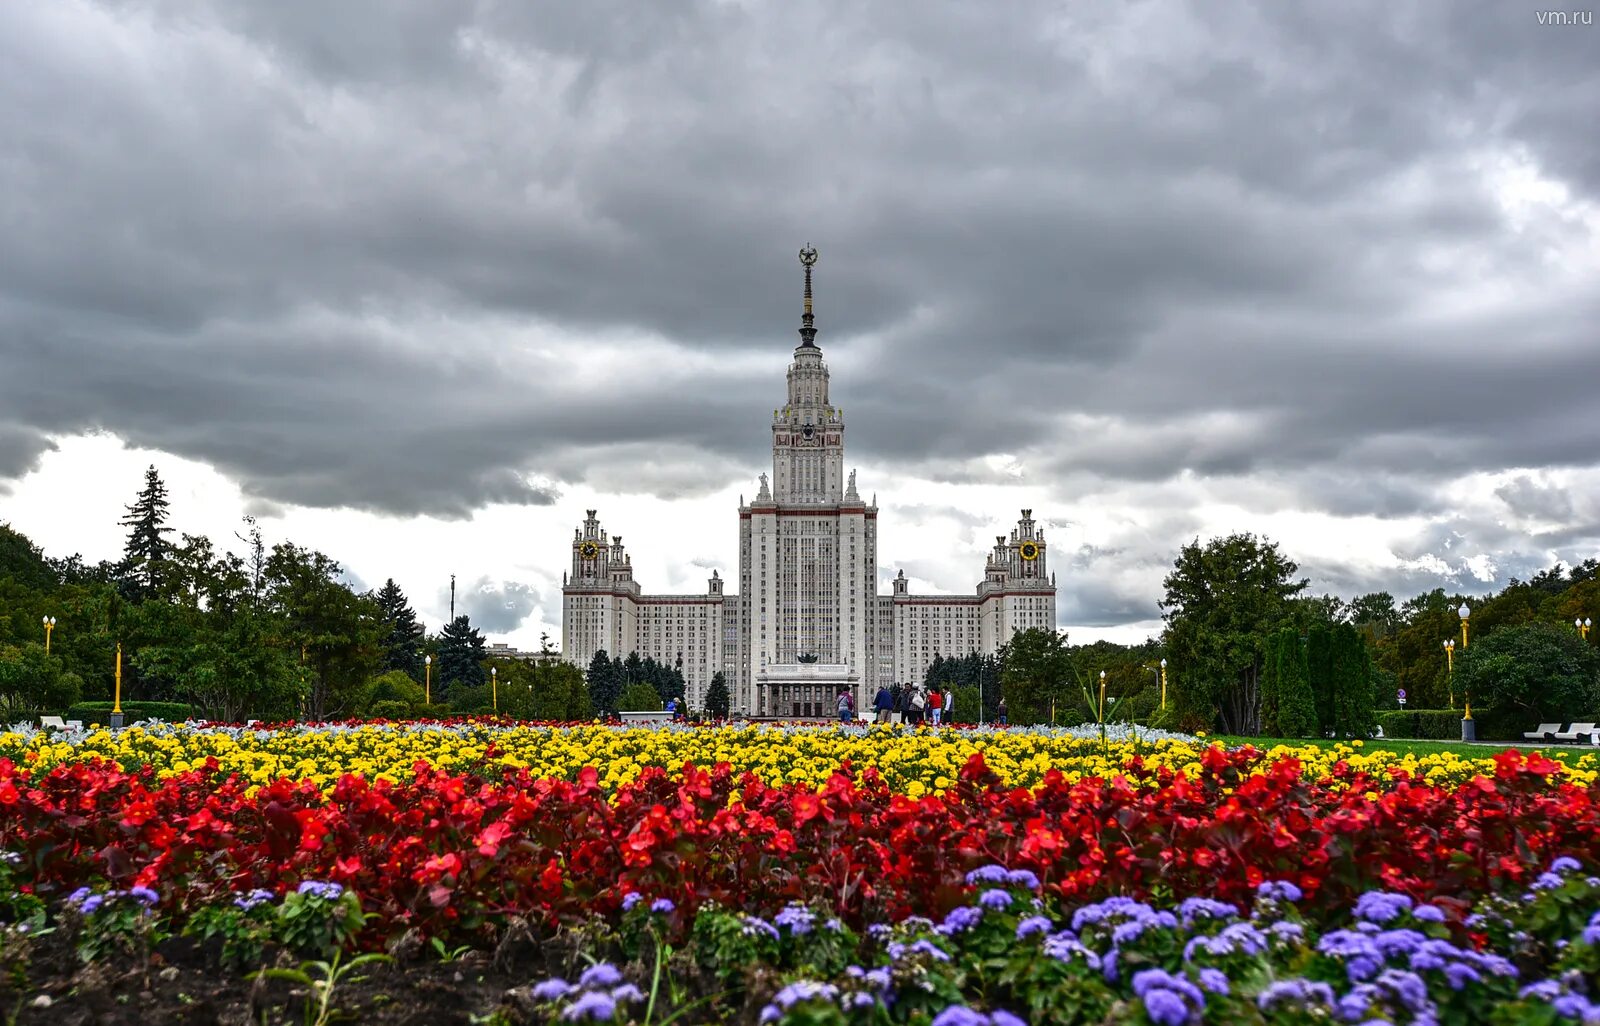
[797,245,819,349]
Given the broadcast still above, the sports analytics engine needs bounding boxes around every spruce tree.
[587,649,623,717]
[704,671,731,719]
[435,615,487,695]
[119,465,173,599]
[374,579,424,678]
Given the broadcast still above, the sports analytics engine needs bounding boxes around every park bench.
[1523,722,1563,742]
[1552,722,1599,745]
[38,715,65,731]
[617,710,672,725]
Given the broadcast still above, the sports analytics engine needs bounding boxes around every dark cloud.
[456,577,546,635]
[0,0,1596,625]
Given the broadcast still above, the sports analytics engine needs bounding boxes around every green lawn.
[1217,734,1599,762]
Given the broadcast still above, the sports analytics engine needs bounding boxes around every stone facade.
[561,253,1056,715]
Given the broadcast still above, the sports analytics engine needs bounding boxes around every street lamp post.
[111,643,124,729]
[1443,639,1455,709]
[424,655,432,706]
[491,666,498,715]
[42,616,56,654]
[1458,603,1474,741]
[1578,617,1593,642]
[1159,658,1168,711]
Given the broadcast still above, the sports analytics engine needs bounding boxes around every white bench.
[617,710,672,725]
[1524,722,1562,742]
[38,716,66,731]
[1553,722,1599,745]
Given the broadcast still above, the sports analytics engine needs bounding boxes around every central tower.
[736,248,878,715]
[771,246,846,504]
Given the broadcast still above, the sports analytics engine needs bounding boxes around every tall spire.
[797,245,818,348]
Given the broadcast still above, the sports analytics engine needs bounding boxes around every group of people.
[831,684,1010,725]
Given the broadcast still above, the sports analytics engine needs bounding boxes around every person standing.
[873,685,893,723]
[929,688,943,725]
[943,687,954,724]
[909,687,925,724]
[997,696,1008,726]
[837,689,853,723]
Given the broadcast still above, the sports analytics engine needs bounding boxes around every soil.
[0,924,585,1026]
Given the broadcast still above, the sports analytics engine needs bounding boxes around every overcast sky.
[2,1,1597,647]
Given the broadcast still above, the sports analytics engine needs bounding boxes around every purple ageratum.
[1549,856,1582,875]
[560,991,617,1022]
[620,892,643,912]
[1197,968,1229,995]
[965,865,1010,886]
[930,1008,988,1026]
[741,916,781,942]
[1015,915,1053,940]
[1412,905,1446,924]
[1353,890,1413,924]
[1584,910,1600,947]
[650,898,675,914]
[1256,880,1304,904]
[939,906,983,935]
[1141,988,1192,1026]
[888,939,951,963]
[1531,872,1566,891]
[295,880,344,901]
[577,963,623,989]
[1177,897,1238,926]
[234,888,275,911]
[531,979,573,1002]
[774,903,816,935]
[128,886,159,906]
[1257,978,1336,1013]
[1553,994,1600,1021]
[979,889,1013,910]
[1005,869,1041,891]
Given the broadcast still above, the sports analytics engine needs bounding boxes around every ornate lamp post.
[491,666,498,715]
[1443,639,1455,708]
[111,643,124,729]
[1458,603,1474,740]
[1578,617,1592,642]
[1159,658,1168,711]
[42,616,56,654]
[424,655,432,706]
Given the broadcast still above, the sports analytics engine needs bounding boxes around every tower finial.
[798,245,819,348]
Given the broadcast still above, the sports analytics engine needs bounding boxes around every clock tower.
[770,246,846,504]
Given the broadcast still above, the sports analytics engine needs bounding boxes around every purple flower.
[1131,970,1204,1008]
[620,892,643,911]
[741,916,780,941]
[979,889,1013,910]
[1256,880,1303,903]
[1373,929,1426,959]
[1178,897,1238,925]
[1444,963,1481,990]
[1552,994,1600,1021]
[774,904,816,935]
[1043,932,1100,968]
[931,1007,988,1026]
[1197,968,1229,995]
[965,865,1010,886]
[1412,905,1446,923]
[939,906,983,935]
[66,887,94,909]
[234,888,275,911]
[127,886,159,906]
[295,880,344,901]
[650,898,675,914]
[577,963,623,989]
[1005,869,1041,891]
[1583,910,1600,947]
[1257,978,1335,1012]
[1347,955,1382,982]
[531,979,573,1001]
[1549,856,1582,874]
[1353,890,1413,924]
[1141,988,1193,1026]
[1015,915,1052,939]
[561,991,617,1022]
[771,981,838,1009]
[1531,872,1565,891]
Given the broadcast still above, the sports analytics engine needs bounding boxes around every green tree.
[118,465,173,600]
[265,544,383,720]
[1160,534,1307,734]
[999,628,1076,725]
[0,524,57,592]
[618,681,663,712]
[1349,591,1401,640]
[0,644,80,718]
[1455,623,1600,739]
[1327,623,1377,738]
[434,615,487,696]
[704,670,730,719]
[587,649,623,717]
[1260,629,1317,737]
[373,579,424,679]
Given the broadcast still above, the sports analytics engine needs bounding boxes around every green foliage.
[525,662,590,721]
[924,651,1004,722]
[1260,629,1318,737]
[266,544,384,720]
[619,681,664,712]
[67,700,193,724]
[587,649,623,717]
[1455,622,1600,739]
[262,951,393,1026]
[118,465,173,600]
[1376,709,1462,740]
[434,615,487,695]
[0,644,80,718]
[0,524,56,592]
[704,670,730,719]
[949,685,981,724]
[68,890,168,965]
[276,885,366,960]
[1326,623,1377,738]
[184,899,275,971]
[372,579,424,679]
[365,669,425,712]
[1000,628,1076,725]
[1160,533,1307,735]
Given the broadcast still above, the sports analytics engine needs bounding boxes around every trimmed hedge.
[1376,708,1462,740]
[66,701,194,725]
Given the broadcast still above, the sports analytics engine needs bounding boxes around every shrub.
[1376,709,1461,740]
[368,700,412,720]
[1456,623,1599,739]
[66,701,193,725]
[618,682,663,712]
[949,686,980,724]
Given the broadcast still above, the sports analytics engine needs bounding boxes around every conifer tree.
[374,578,424,678]
[587,649,623,716]
[435,614,486,694]
[119,465,173,599]
[704,670,731,719]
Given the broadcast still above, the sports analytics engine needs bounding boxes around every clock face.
[801,424,815,440]
[580,541,599,559]
[1019,541,1040,561]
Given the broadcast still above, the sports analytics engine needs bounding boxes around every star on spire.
[797,245,818,348]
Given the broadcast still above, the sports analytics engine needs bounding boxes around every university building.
[561,249,1056,716]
